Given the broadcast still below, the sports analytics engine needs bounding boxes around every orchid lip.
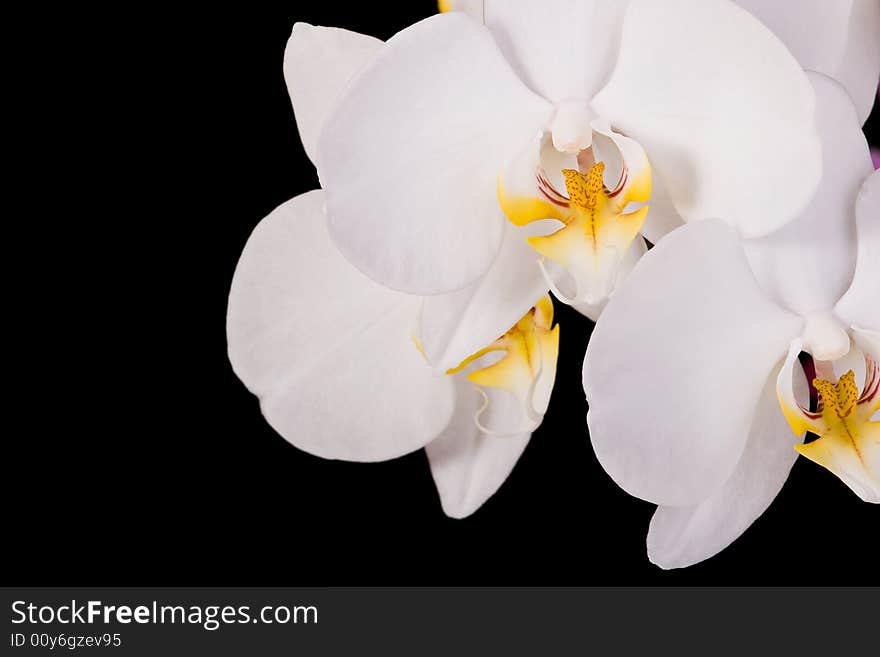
[778,343,880,503]
[442,296,560,436]
[498,120,652,311]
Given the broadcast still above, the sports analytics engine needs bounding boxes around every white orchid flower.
[583,74,878,569]
[227,190,559,519]
[287,0,820,322]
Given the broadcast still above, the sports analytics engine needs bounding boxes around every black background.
[7,3,878,586]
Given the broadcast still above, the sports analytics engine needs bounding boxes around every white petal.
[584,220,802,506]
[648,364,804,569]
[483,0,631,103]
[743,73,871,316]
[284,23,383,164]
[735,0,880,125]
[426,377,531,518]
[835,170,880,331]
[638,170,684,245]
[417,221,549,373]
[593,0,821,237]
[317,13,552,295]
[571,235,646,322]
[227,191,456,462]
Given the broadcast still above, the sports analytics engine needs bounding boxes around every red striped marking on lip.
[859,356,879,405]
[537,159,629,205]
[536,168,571,208]
[607,167,627,198]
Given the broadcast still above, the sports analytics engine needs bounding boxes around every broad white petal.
[426,377,531,518]
[318,13,552,295]
[744,73,871,316]
[418,221,549,373]
[648,365,805,569]
[284,24,383,164]
[593,0,821,237]
[483,0,630,103]
[584,220,802,506]
[835,170,880,332]
[227,191,456,462]
[735,0,880,125]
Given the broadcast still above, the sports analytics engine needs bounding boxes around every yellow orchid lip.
[528,162,649,304]
[779,350,880,503]
[446,295,560,436]
[498,130,652,306]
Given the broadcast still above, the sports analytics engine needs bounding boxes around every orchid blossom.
[291,0,821,322]
[583,75,878,569]
[230,11,614,518]
[228,191,558,518]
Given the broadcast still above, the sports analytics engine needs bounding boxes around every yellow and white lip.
[777,341,880,503]
[445,295,560,435]
[498,121,651,306]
